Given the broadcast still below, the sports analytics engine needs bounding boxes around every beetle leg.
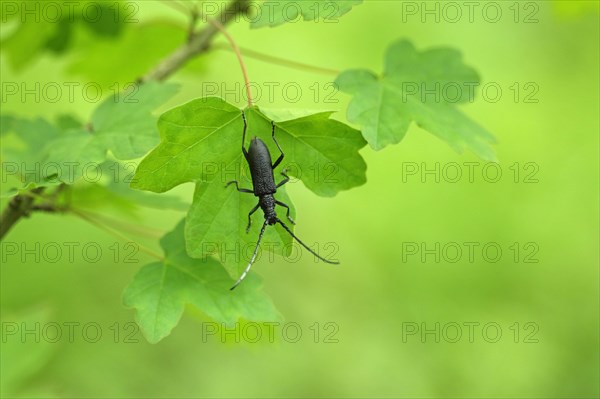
[275,200,295,225]
[226,180,253,193]
[276,169,290,188]
[271,121,285,169]
[246,203,260,233]
[241,111,249,159]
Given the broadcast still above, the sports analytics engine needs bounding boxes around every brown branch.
[0,187,45,240]
[139,0,250,83]
[0,0,251,240]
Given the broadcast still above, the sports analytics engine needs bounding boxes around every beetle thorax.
[259,195,278,225]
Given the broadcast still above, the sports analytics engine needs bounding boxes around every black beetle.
[226,112,339,290]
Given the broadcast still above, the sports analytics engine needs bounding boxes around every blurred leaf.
[251,0,362,28]
[65,182,138,215]
[0,115,50,195]
[1,19,55,69]
[41,127,106,184]
[1,82,177,187]
[0,114,17,132]
[1,1,127,70]
[44,19,73,53]
[59,162,188,218]
[68,21,186,87]
[54,114,83,131]
[0,115,65,186]
[46,81,179,182]
[90,81,179,159]
[98,161,189,212]
[123,220,281,343]
[335,39,497,160]
[77,2,125,38]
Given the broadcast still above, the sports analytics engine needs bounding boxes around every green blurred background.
[1,1,598,397]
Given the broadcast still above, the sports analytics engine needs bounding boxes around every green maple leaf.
[0,115,64,188]
[335,39,497,161]
[130,97,243,192]
[46,81,179,182]
[123,220,280,343]
[250,0,362,28]
[132,97,361,277]
[0,116,61,165]
[89,80,180,160]
[1,82,177,189]
[132,97,367,196]
[251,0,363,28]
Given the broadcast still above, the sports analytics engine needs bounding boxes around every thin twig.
[212,43,341,76]
[71,209,164,261]
[160,0,200,41]
[206,19,254,107]
[74,209,165,239]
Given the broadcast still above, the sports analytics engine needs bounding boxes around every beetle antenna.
[277,219,340,265]
[230,220,269,290]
